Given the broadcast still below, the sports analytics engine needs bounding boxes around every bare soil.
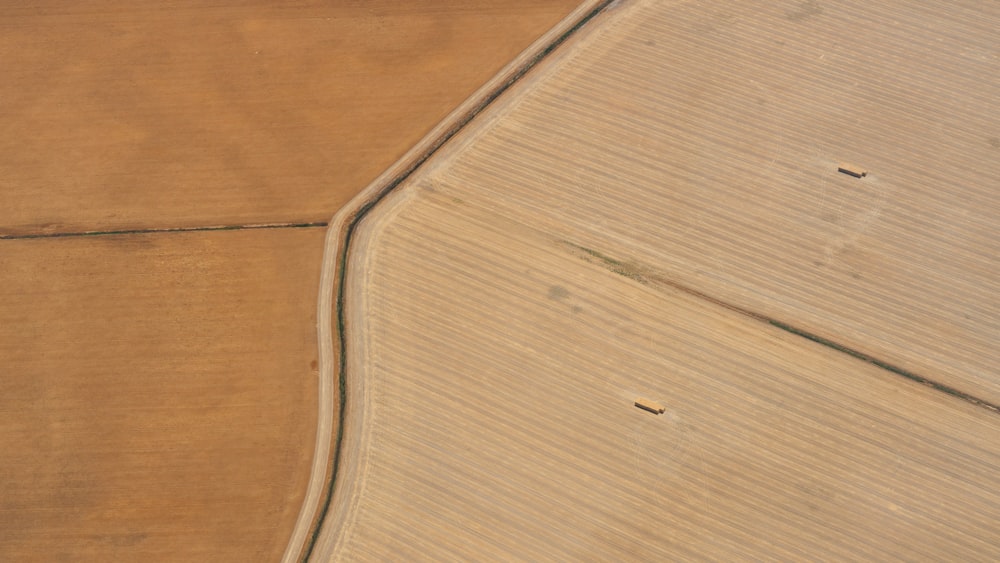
[0,228,325,562]
[0,0,582,236]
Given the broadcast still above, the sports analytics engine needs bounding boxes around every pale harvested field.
[424,0,1000,405]
[330,195,1000,559]
[0,228,323,561]
[0,0,580,235]
[314,0,1000,559]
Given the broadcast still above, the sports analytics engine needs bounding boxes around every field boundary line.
[0,222,327,240]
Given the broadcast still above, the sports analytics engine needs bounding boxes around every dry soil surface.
[0,0,581,236]
[0,228,324,562]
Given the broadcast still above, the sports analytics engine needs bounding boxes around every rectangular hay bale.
[838,163,868,178]
[635,397,666,414]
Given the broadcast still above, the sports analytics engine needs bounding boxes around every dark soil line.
[765,319,1000,414]
[0,222,328,240]
[566,241,1000,415]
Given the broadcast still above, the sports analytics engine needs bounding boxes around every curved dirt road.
[286,3,611,560]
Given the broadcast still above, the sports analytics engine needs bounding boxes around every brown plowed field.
[315,0,1000,558]
[0,0,581,235]
[0,228,323,561]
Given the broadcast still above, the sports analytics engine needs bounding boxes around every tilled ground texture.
[0,0,583,236]
[0,229,323,562]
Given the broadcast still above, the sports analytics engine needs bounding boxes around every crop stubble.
[318,0,1000,559]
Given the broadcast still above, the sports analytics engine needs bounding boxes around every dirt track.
[313,0,1000,558]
